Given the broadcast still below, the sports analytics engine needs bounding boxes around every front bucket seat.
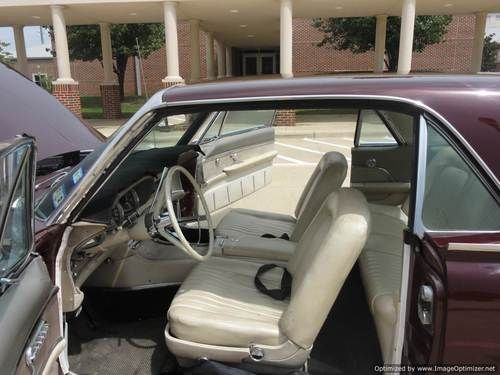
[165,188,370,373]
[215,151,348,242]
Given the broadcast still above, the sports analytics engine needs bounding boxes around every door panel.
[434,234,500,365]
[0,138,64,374]
[199,116,276,214]
[404,235,447,365]
[0,257,55,374]
[351,145,412,204]
[351,109,413,205]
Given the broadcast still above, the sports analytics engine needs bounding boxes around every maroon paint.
[163,75,500,180]
[35,224,66,282]
[426,233,500,365]
[0,63,103,161]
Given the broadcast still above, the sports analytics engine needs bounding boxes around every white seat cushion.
[168,257,288,348]
[358,203,407,363]
[215,208,296,239]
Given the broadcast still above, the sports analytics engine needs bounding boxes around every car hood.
[0,63,103,161]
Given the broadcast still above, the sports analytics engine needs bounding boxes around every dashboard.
[110,176,157,228]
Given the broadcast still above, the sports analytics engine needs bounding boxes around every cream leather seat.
[166,188,370,371]
[358,202,408,363]
[216,151,348,241]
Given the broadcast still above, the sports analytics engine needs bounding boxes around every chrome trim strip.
[448,243,500,252]
[47,92,499,226]
[413,115,428,239]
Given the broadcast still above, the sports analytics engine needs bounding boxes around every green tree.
[50,24,164,98]
[313,16,452,72]
[0,41,13,63]
[482,34,499,72]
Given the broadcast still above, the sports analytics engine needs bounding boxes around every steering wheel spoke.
[152,165,214,261]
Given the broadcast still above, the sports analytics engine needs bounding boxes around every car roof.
[163,75,500,181]
[0,63,103,161]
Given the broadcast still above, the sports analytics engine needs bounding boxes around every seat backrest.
[280,188,370,349]
[291,152,347,241]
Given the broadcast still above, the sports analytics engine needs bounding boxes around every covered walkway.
[1,0,499,117]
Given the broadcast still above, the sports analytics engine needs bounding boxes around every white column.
[50,5,74,83]
[13,25,28,77]
[471,12,487,73]
[225,46,232,77]
[99,22,116,83]
[162,1,183,83]
[280,0,293,78]
[189,19,201,82]
[216,39,226,79]
[374,15,387,73]
[205,31,216,80]
[397,0,416,74]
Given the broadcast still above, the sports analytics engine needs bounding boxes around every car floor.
[68,265,381,375]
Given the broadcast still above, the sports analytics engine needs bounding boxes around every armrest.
[223,235,296,262]
[223,151,277,176]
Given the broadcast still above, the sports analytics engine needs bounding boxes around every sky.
[1,14,500,58]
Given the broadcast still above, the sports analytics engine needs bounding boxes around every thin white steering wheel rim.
[163,165,214,261]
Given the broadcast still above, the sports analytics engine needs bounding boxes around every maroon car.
[0,71,499,375]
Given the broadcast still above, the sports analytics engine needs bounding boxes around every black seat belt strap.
[254,264,292,301]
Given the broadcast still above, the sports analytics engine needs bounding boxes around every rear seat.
[358,202,408,363]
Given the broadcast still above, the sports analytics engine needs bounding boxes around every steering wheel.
[154,165,214,261]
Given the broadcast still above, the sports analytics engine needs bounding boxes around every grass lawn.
[81,96,147,119]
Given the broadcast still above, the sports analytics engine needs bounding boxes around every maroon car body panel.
[0,63,103,161]
[426,233,500,365]
[163,75,500,180]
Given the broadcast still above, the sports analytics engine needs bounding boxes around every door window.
[356,109,398,146]
[422,124,500,230]
[219,110,275,137]
[0,147,31,277]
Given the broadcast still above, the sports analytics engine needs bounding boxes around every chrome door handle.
[230,153,238,162]
[417,285,434,326]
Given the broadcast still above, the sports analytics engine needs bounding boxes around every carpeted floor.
[308,264,382,374]
[68,286,178,375]
[68,265,381,375]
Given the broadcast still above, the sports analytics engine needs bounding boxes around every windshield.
[34,114,192,221]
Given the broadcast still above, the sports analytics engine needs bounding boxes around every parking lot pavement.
[230,130,355,216]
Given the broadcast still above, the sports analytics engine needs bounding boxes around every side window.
[201,112,225,143]
[356,109,398,146]
[219,110,275,137]
[422,124,500,231]
[0,148,31,277]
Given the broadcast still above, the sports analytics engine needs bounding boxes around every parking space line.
[276,154,307,164]
[275,141,325,155]
[303,138,351,150]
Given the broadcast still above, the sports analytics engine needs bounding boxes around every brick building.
[20,15,480,98]
[2,0,498,118]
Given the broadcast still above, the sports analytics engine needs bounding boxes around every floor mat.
[68,287,178,375]
[309,264,382,375]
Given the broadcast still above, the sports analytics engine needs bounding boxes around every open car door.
[194,110,277,215]
[403,118,500,366]
[0,137,64,375]
[351,109,414,205]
